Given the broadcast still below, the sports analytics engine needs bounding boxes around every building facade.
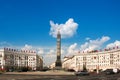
[62,48,120,72]
[49,62,55,69]
[0,48,43,71]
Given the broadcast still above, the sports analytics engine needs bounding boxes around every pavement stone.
[4,71,74,75]
[0,71,120,80]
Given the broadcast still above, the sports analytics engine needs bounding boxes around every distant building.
[0,48,43,71]
[36,55,43,70]
[62,48,120,72]
[49,62,55,69]
[62,56,76,71]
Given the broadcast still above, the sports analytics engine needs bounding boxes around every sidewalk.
[4,71,74,76]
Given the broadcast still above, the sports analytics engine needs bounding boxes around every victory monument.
[55,30,62,69]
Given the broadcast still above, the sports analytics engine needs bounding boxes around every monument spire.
[55,29,62,69]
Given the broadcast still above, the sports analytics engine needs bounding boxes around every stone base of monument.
[55,61,62,70]
[54,67,62,70]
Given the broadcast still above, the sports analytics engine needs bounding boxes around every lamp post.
[83,54,87,71]
[96,53,99,74]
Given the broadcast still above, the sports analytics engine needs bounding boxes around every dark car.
[75,70,89,76]
[103,69,115,75]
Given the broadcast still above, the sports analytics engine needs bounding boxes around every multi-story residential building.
[36,55,43,70]
[49,62,55,69]
[0,48,43,71]
[62,56,76,70]
[62,48,120,72]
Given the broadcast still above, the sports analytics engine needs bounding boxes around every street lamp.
[83,54,87,71]
[96,53,99,74]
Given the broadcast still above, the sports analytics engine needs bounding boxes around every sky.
[0,0,120,66]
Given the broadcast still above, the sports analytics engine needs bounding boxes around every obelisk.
[55,30,62,69]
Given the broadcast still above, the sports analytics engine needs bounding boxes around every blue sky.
[0,0,120,65]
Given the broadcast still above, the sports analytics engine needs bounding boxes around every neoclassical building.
[0,48,43,71]
[62,47,120,72]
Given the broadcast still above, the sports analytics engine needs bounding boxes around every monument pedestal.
[55,60,62,70]
[54,67,62,70]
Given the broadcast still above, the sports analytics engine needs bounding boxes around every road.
[0,71,120,80]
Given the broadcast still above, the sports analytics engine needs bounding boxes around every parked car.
[67,69,75,72]
[75,70,89,76]
[103,69,115,75]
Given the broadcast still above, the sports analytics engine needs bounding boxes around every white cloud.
[44,49,56,66]
[61,49,65,54]
[38,48,44,55]
[47,49,55,55]
[22,44,33,50]
[43,48,66,66]
[85,37,90,41]
[106,40,120,48]
[49,18,78,38]
[0,41,12,47]
[66,43,78,56]
[80,36,110,52]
